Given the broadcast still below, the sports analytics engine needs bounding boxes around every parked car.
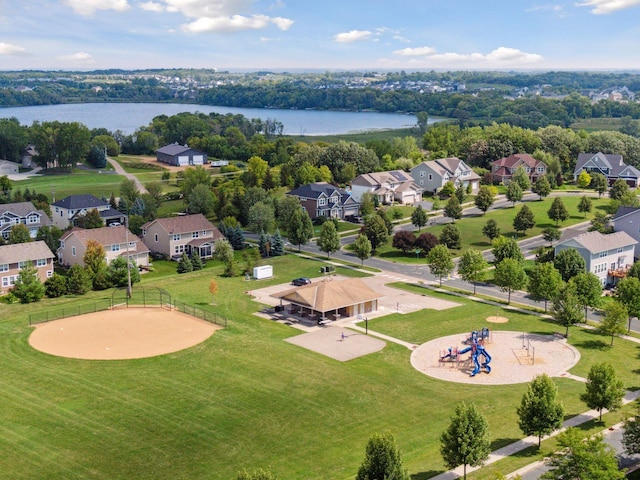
[345,215,363,224]
[291,277,311,286]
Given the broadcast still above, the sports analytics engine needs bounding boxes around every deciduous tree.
[354,233,372,266]
[623,399,640,456]
[577,169,592,189]
[506,182,523,206]
[443,195,462,222]
[482,219,500,243]
[492,236,524,263]
[474,185,494,214]
[415,232,438,256]
[287,208,313,252]
[511,166,531,191]
[547,197,569,226]
[517,374,564,447]
[552,281,583,337]
[440,402,491,480]
[531,175,551,200]
[8,223,31,244]
[581,362,625,421]
[570,272,602,320]
[428,244,454,286]
[614,276,640,333]
[356,432,410,480]
[592,172,608,197]
[316,221,340,258]
[410,204,427,231]
[392,230,416,254]
[600,301,627,346]
[528,262,563,312]
[363,214,389,253]
[439,223,461,249]
[457,249,488,294]
[577,195,592,218]
[513,204,535,235]
[494,258,528,304]
[553,248,586,282]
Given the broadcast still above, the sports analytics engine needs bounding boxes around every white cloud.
[390,46,542,66]
[139,1,165,12]
[334,30,372,43]
[575,0,640,14]
[63,0,130,16]
[526,4,567,16]
[154,1,293,33]
[0,42,28,56]
[393,46,436,56]
[58,52,95,62]
[393,35,411,44]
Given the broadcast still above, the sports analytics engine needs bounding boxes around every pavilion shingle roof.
[272,277,383,313]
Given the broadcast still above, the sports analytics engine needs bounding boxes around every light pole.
[125,226,132,299]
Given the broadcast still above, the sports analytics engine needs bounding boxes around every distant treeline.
[2,70,640,130]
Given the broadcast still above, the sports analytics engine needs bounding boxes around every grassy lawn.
[14,169,126,200]
[1,252,638,479]
[376,195,608,261]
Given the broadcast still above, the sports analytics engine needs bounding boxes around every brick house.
[491,153,547,184]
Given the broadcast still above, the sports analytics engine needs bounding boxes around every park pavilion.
[272,277,383,322]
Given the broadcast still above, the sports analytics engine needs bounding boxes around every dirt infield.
[29,308,219,360]
[411,331,580,385]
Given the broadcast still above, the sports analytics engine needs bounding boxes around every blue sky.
[1,0,640,71]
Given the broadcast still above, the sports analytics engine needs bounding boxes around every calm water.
[0,103,423,136]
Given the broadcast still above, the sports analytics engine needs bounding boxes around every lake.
[0,103,425,136]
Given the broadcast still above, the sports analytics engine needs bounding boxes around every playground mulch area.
[285,325,386,362]
[28,307,219,360]
[411,331,580,385]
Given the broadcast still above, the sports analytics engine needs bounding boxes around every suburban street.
[264,191,640,334]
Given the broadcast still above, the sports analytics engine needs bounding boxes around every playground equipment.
[439,328,492,377]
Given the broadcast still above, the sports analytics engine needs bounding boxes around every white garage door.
[192,155,204,165]
[178,155,189,166]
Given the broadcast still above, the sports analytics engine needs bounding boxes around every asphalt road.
[256,191,640,334]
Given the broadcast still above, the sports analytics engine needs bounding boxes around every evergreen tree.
[513,204,535,235]
[107,257,140,287]
[410,204,428,231]
[439,223,461,249]
[440,402,491,480]
[356,432,409,480]
[577,195,592,218]
[581,362,625,421]
[258,231,271,257]
[12,262,45,303]
[531,175,551,200]
[130,196,145,216]
[482,219,500,243]
[229,226,246,251]
[190,250,204,270]
[66,264,92,295]
[117,197,130,214]
[109,192,117,209]
[177,252,194,274]
[443,195,462,222]
[455,185,465,203]
[517,374,565,447]
[270,229,285,256]
[44,273,67,298]
[547,197,569,226]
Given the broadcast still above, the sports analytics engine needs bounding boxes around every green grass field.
[15,170,125,200]
[1,252,639,479]
[376,195,608,262]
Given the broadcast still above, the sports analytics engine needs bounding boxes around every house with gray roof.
[612,206,640,258]
[350,170,422,205]
[141,214,223,260]
[0,201,52,240]
[573,152,640,187]
[58,226,149,268]
[410,157,480,194]
[287,182,360,220]
[0,241,55,293]
[554,230,637,286]
[156,144,207,167]
[51,194,126,229]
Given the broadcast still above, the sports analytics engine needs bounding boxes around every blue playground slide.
[458,340,492,377]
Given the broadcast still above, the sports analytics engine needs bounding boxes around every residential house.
[350,170,422,205]
[410,157,480,194]
[0,201,52,240]
[156,144,207,167]
[51,194,126,229]
[612,206,640,258]
[0,241,55,293]
[573,152,640,187]
[491,153,547,184]
[554,230,637,286]
[287,182,360,220]
[57,226,149,268]
[141,214,223,260]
